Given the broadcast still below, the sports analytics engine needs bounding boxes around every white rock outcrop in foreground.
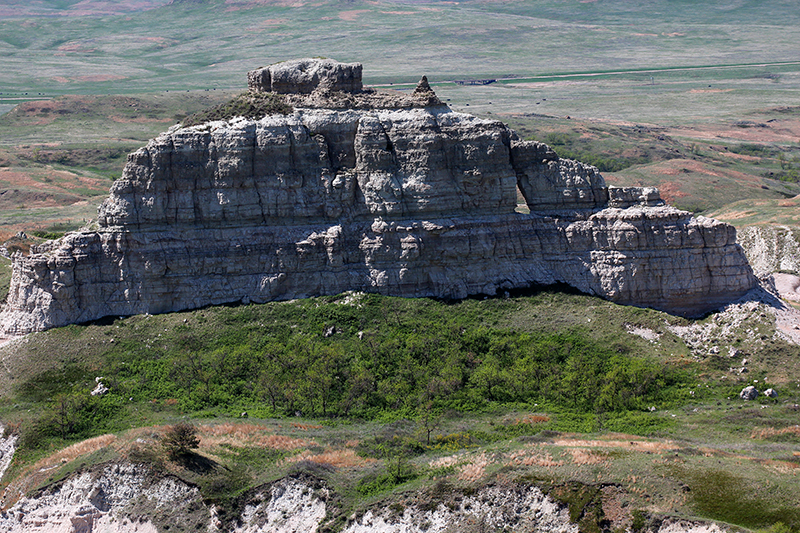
[344,485,577,533]
[0,462,728,533]
[0,59,756,334]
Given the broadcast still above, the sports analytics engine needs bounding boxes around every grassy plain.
[1,1,800,531]
[2,0,800,96]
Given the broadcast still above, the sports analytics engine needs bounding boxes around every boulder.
[739,386,758,401]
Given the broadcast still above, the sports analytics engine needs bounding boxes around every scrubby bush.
[163,422,200,459]
[182,91,292,126]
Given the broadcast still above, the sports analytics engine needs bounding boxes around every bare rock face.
[0,463,207,533]
[0,461,730,533]
[248,58,363,94]
[0,59,756,334]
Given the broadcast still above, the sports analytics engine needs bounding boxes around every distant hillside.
[2,0,800,101]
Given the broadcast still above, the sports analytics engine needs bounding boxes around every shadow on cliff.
[438,282,591,305]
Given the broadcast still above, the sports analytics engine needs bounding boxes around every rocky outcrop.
[344,485,576,533]
[737,225,800,275]
[0,59,756,334]
[0,463,729,533]
[248,58,363,94]
[0,463,206,533]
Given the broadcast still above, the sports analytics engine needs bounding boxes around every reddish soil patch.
[654,181,688,204]
[778,195,800,207]
[225,0,306,8]
[0,189,79,209]
[0,168,107,202]
[667,117,800,144]
[719,151,760,161]
[247,18,288,30]
[654,159,762,184]
[57,42,97,53]
[339,9,370,20]
[716,209,757,220]
[73,75,128,82]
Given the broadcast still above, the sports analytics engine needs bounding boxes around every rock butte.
[0,58,756,334]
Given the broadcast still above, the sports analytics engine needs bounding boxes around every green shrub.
[14,295,691,454]
[357,458,417,496]
[162,422,200,459]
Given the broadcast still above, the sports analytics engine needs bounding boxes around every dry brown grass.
[457,452,490,482]
[290,423,323,430]
[505,448,564,468]
[35,434,117,472]
[750,426,800,440]
[601,485,631,531]
[1,434,118,510]
[429,454,463,469]
[282,448,374,468]
[198,423,311,451]
[763,459,800,475]
[569,448,607,465]
[552,437,678,453]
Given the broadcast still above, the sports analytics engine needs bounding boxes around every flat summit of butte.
[0,58,756,334]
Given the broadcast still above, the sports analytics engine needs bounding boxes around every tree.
[163,422,200,459]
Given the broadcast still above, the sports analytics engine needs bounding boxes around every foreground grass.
[0,290,798,531]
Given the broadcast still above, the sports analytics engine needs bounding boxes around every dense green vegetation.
[14,293,685,451]
[0,255,10,302]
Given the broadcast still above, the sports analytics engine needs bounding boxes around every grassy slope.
[0,292,799,531]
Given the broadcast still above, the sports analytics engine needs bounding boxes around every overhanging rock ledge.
[0,59,756,334]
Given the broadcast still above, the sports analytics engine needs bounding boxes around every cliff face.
[0,461,728,533]
[0,60,756,334]
[737,225,800,275]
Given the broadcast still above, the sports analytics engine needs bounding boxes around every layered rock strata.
[0,60,756,334]
[247,58,363,94]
